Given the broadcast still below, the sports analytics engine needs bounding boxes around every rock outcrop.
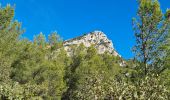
[64,31,120,57]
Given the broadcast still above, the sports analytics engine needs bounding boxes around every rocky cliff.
[63,31,120,57]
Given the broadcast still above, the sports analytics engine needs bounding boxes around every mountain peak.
[64,31,120,57]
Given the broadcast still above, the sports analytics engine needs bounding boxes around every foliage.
[165,9,170,20]
[62,45,122,100]
[105,75,170,100]
[0,1,170,100]
[132,0,169,75]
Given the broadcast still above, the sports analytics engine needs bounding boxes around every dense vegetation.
[0,0,170,100]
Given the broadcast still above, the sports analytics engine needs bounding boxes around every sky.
[1,0,169,59]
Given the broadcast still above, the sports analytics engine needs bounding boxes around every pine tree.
[0,4,23,82]
[34,32,46,48]
[132,0,169,75]
[160,9,170,91]
[0,5,32,99]
[48,31,63,51]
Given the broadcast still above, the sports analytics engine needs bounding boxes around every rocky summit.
[63,31,120,57]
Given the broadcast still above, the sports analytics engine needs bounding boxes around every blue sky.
[1,0,169,59]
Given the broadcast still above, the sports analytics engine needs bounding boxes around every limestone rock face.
[63,31,120,57]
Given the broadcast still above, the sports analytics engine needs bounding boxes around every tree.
[160,9,170,90]
[0,5,37,99]
[10,34,68,99]
[62,45,122,100]
[163,9,170,68]
[0,4,23,82]
[62,44,86,99]
[48,32,63,51]
[34,32,46,48]
[132,0,169,75]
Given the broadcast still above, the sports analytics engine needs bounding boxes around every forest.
[0,0,170,100]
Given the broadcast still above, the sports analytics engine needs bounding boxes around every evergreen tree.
[48,32,63,51]
[160,9,170,90]
[132,0,169,75]
[0,4,23,82]
[34,32,46,48]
